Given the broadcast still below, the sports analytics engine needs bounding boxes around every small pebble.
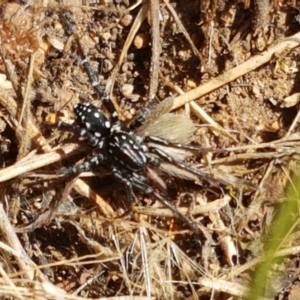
[121,84,134,98]
[120,14,133,27]
[134,33,149,49]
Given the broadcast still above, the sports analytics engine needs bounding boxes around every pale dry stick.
[286,108,300,137]
[221,132,300,152]
[9,251,120,274]
[17,52,35,128]
[0,240,32,261]
[16,53,35,159]
[212,211,237,267]
[128,0,143,11]
[249,94,300,210]
[149,0,161,100]
[13,148,39,164]
[172,31,300,110]
[139,227,152,297]
[133,195,230,217]
[221,246,300,283]
[0,262,23,300]
[107,1,149,117]
[198,277,248,298]
[0,280,95,300]
[210,151,291,165]
[163,0,202,62]
[189,101,238,141]
[0,203,46,281]
[0,144,80,183]
[74,178,115,218]
[274,245,300,257]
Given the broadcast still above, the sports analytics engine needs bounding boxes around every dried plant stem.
[108,1,149,119]
[149,0,161,100]
[133,195,230,217]
[198,277,248,298]
[0,203,46,281]
[172,32,300,110]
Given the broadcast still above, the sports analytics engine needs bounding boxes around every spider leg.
[112,168,141,218]
[58,153,106,175]
[60,11,118,121]
[128,101,157,131]
[58,120,100,146]
[75,39,119,123]
[149,146,227,186]
[148,142,255,189]
[129,97,174,131]
[112,168,136,205]
[152,190,201,236]
[145,135,217,153]
[123,170,201,235]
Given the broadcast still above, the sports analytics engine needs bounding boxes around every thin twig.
[108,1,149,119]
[172,31,300,110]
[149,0,161,100]
[163,0,202,62]
[0,203,46,281]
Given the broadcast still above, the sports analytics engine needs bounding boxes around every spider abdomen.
[108,131,147,171]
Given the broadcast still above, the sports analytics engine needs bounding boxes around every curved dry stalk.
[0,204,47,281]
[0,144,80,182]
[133,195,230,217]
[149,0,161,100]
[198,277,248,298]
[107,1,149,119]
[172,31,300,110]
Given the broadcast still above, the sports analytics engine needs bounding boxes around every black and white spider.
[56,43,231,235]
[57,15,248,235]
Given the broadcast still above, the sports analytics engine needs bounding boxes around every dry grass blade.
[133,195,230,217]
[172,31,300,110]
[163,0,202,62]
[149,0,161,99]
[198,277,249,298]
[0,204,46,281]
[107,1,149,118]
[0,144,80,182]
